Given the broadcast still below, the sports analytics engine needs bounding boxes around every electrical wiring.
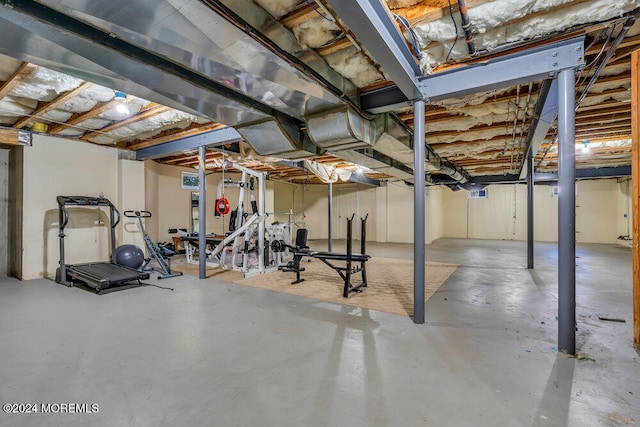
[576,26,613,89]
[319,32,346,48]
[445,0,460,63]
[304,0,333,22]
[392,13,422,60]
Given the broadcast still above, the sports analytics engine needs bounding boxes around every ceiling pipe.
[457,0,476,56]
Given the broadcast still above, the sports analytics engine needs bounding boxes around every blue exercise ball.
[115,244,145,269]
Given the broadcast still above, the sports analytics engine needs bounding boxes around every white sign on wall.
[550,183,578,197]
[468,189,488,199]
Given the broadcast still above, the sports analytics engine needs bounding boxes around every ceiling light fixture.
[114,90,129,115]
[581,139,590,154]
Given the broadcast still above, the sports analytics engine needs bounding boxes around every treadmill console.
[57,195,113,207]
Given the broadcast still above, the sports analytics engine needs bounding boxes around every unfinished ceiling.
[0,0,638,185]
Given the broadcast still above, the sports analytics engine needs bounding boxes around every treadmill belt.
[68,262,148,287]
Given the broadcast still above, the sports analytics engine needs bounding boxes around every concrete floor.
[0,238,638,426]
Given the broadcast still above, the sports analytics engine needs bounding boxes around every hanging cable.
[304,0,333,22]
[393,13,422,60]
[445,0,460,63]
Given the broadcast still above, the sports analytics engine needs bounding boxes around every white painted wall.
[272,180,297,226]
[117,159,146,249]
[22,135,119,280]
[292,181,444,245]
[386,182,415,243]
[441,179,625,244]
[575,179,619,243]
[293,183,379,242]
[144,160,192,242]
[442,187,468,239]
[428,186,444,242]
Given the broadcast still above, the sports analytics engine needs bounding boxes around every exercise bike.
[124,210,183,279]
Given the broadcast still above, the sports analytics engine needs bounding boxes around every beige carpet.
[172,257,458,317]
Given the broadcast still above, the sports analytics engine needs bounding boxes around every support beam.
[527,151,534,269]
[328,182,333,252]
[421,37,583,101]
[362,37,584,113]
[127,123,225,150]
[198,146,207,280]
[520,79,558,179]
[632,50,640,348]
[413,99,426,324]
[324,0,422,100]
[535,166,632,181]
[135,127,242,160]
[557,68,577,355]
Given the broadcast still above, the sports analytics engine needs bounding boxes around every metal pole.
[198,146,207,280]
[558,68,576,354]
[413,99,426,324]
[527,150,534,269]
[328,182,333,252]
[258,172,266,272]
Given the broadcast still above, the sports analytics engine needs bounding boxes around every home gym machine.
[271,214,370,298]
[181,162,289,278]
[56,195,149,293]
[124,210,182,279]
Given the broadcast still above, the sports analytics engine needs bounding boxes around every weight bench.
[311,214,370,298]
[274,214,370,297]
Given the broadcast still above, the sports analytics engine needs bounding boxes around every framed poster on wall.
[181,172,199,190]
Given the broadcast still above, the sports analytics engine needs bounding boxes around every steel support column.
[328,182,333,252]
[527,151,534,269]
[198,146,207,280]
[558,68,577,354]
[413,99,426,324]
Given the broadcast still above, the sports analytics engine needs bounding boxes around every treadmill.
[56,195,149,292]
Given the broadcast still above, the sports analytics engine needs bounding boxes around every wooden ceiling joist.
[12,81,92,129]
[47,97,125,135]
[80,105,171,141]
[0,62,37,99]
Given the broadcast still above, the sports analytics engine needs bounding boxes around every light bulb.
[581,145,590,154]
[113,90,128,115]
[116,103,129,114]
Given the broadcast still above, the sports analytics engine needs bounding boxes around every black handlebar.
[61,207,69,229]
[124,210,152,218]
[112,206,121,228]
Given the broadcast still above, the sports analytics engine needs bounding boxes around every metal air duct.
[235,115,316,158]
[306,106,386,151]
